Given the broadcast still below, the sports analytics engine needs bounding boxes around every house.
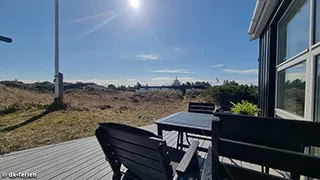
[135,77,207,93]
[249,0,319,155]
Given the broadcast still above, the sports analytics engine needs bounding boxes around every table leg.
[157,126,163,137]
[177,132,181,149]
[178,131,183,150]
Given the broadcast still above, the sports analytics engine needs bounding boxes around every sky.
[0,0,258,86]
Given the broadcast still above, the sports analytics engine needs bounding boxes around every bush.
[230,100,259,115]
[201,83,258,105]
[185,90,202,98]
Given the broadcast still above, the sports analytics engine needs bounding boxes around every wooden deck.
[0,124,283,179]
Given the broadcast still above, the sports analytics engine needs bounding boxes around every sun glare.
[130,0,140,8]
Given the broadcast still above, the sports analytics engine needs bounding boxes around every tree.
[107,84,117,90]
[118,85,127,91]
[186,81,192,86]
[223,80,238,85]
[136,82,142,88]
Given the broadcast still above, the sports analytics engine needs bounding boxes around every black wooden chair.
[95,123,201,180]
[202,113,320,180]
[188,102,215,114]
[180,102,215,148]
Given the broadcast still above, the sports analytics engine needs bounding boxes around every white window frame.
[275,0,319,121]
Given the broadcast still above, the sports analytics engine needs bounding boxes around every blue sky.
[0,0,258,86]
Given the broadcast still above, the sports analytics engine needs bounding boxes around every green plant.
[200,82,258,105]
[230,100,259,115]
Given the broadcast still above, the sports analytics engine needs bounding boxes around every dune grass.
[0,85,202,154]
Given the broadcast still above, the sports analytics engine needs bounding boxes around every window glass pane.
[315,0,320,43]
[278,62,306,117]
[279,0,310,63]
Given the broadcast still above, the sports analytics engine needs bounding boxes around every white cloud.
[223,68,258,74]
[150,69,194,74]
[11,79,51,83]
[210,64,224,68]
[136,54,159,60]
[286,72,306,82]
[65,78,138,87]
[234,79,258,85]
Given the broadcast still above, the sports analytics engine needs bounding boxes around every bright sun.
[130,0,140,8]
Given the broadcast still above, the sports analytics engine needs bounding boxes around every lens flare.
[130,0,139,8]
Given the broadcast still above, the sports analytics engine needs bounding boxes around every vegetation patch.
[0,84,200,154]
[231,100,260,116]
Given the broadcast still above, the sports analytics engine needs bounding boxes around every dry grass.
[0,85,204,154]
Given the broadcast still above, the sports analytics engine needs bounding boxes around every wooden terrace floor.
[0,124,283,179]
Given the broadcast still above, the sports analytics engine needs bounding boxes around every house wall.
[258,0,291,118]
[135,87,203,93]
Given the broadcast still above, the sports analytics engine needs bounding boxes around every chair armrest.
[201,147,212,180]
[176,141,199,174]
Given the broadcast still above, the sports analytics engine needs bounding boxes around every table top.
[156,112,214,132]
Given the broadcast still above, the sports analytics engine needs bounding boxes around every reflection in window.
[278,62,306,117]
[279,0,310,63]
[315,147,320,156]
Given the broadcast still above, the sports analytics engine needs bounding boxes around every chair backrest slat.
[95,123,172,180]
[219,114,320,147]
[116,154,168,180]
[99,123,164,149]
[106,137,162,160]
[219,139,320,179]
[188,102,214,114]
[110,144,165,172]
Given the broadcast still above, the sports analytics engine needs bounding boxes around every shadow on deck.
[0,124,283,179]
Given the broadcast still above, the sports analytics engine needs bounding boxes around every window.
[278,0,310,63]
[276,0,310,119]
[278,62,306,117]
[275,0,320,157]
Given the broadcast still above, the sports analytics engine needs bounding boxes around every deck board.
[0,123,283,179]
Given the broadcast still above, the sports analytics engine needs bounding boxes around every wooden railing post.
[212,116,220,180]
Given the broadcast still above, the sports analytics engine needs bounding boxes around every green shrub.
[230,100,259,116]
[201,83,258,105]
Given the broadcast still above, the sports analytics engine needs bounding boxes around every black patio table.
[156,112,215,151]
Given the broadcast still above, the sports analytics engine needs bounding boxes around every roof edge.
[248,0,279,40]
